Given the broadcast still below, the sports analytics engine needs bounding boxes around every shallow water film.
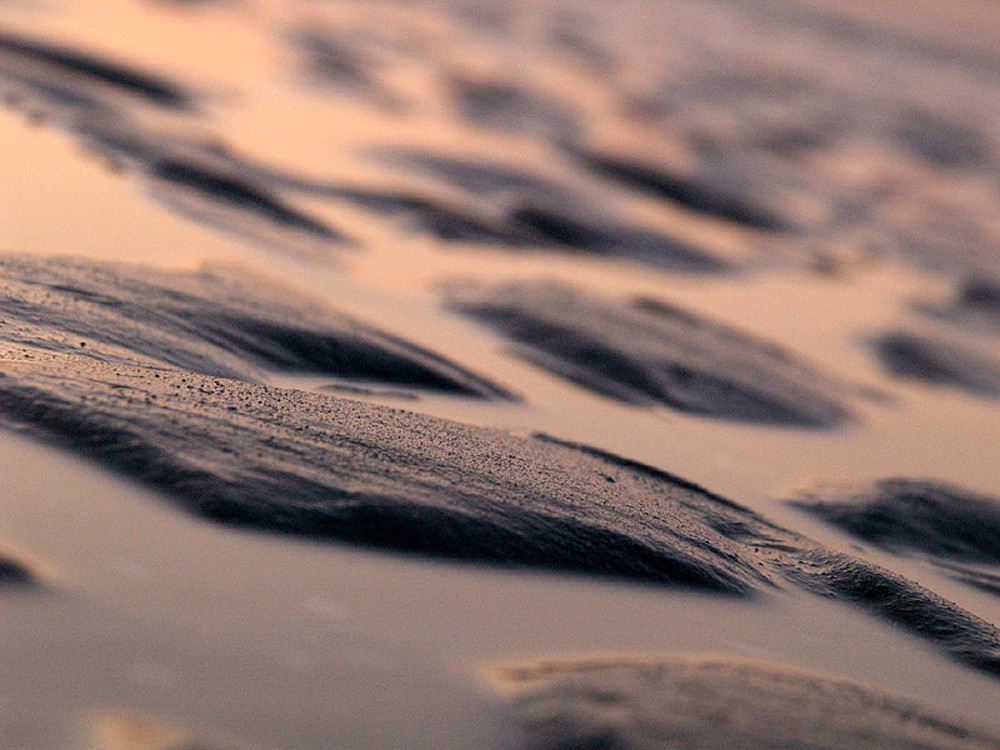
[2,1,1000,748]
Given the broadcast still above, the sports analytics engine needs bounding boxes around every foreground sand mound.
[0,346,997,674]
[498,657,1000,750]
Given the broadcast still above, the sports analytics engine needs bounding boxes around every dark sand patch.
[548,15,617,73]
[291,31,376,93]
[372,149,565,199]
[565,144,787,231]
[80,124,349,251]
[287,29,406,112]
[506,201,729,272]
[0,553,36,588]
[790,479,1000,563]
[870,331,1000,396]
[368,148,728,270]
[0,30,193,110]
[448,74,579,139]
[938,563,1000,599]
[919,276,1000,334]
[497,657,1000,749]
[90,130,351,255]
[792,479,1000,602]
[894,108,992,170]
[331,185,726,270]
[0,350,997,673]
[328,187,528,245]
[140,152,347,257]
[445,281,852,427]
[148,157,343,242]
[960,278,1000,317]
[0,254,511,398]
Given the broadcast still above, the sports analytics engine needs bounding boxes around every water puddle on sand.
[2,0,1000,747]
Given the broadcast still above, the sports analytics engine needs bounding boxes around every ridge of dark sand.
[0,46,346,254]
[291,30,379,95]
[373,149,566,198]
[328,186,531,245]
[505,201,729,272]
[289,28,409,112]
[0,30,193,109]
[497,657,1000,750]
[448,73,580,139]
[959,278,1000,318]
[791,478,1000,564]
[361,148,728,271]
[565,143,788,232]
[792,479,1000,600]
[85,128,349,252]
[919,276,1000,334]
[0,349,998,674]
[0,553,36,588]
[0,350,773,595]
[0,254,512,399]
[445,280,853,427]
[148,158,343,242]
[327,184,727,271]
[869,331,1000,397]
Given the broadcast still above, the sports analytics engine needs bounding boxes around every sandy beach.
[2,1,1000,747]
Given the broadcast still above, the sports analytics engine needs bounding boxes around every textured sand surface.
[499,657,1000,749]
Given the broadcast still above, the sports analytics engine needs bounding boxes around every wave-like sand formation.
[0,345,997,674]
[870,332,1000,397]
[498,657,1000,749]
[0,553,35,589]
[792,479,1000,563]
[446,280,854,426]
[0,255,511,398]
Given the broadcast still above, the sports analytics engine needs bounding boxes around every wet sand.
[2,0,1000,748]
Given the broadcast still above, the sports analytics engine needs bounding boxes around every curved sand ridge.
[0,27,730,272]
[0,29,193,111]
[446,280,855,427]
[0,28,346,255]
[498,657,1000,750]
[869,332,1000,398]
[793,479,1000,564]
[0,349,997,674]
[0,254,511,399]
[793,479,1000,599]
[0,552,36,589]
